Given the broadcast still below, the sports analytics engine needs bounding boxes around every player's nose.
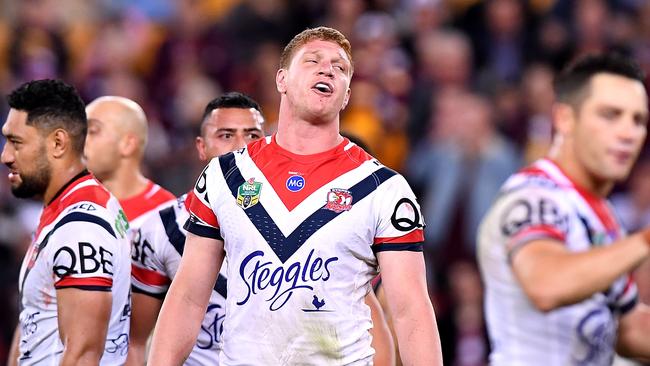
[1,143,14,166]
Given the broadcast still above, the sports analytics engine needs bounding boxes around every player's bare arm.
[365,290,395,366]
[8,325,19,366]
[616,303,650,359]
[512,233,650,311]
[377,250,443,365]
[124,293,163,366]
[57,288,111,366]
[147,232,224,365]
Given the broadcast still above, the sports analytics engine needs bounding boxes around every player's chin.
[608,166,634,182]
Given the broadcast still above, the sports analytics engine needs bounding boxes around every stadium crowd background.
[1,0,650,364]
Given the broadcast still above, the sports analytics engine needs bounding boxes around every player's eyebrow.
[215,127,263,133]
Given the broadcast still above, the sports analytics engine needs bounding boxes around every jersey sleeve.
[496,185,571,262]
[373,174,425,253]
[614,274,638,315]
[47,214,120,291]
[184,160,223,240]
[130,214,173,299]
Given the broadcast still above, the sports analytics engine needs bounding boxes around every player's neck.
[43,158,86,205]
[276,107,342,154]
[102,164,150,200]
[549,150,613,197]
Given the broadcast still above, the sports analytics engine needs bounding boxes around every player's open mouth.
[312,82,333,95]
[7,170,19,181]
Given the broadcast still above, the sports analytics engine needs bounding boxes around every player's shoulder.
[146,182,176,205]
[245,135,270,158]
[342,138,375,164]
[498,161,568,201]
[50,199,126,245]
[487,161,575,229]
[140,194,186,232]
[60,175,113,209]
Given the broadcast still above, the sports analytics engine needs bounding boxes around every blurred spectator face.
[1,109,52,199]
[418,30,472,87]
[458,94,494,155]
[522,64,555,115]
[575,0,609,43]
[18,0,55,28]
[196,108,264,161]
[408,0,447,35]
[486,0,523,38]
[331,0,365,21]
[537,17,570,55]
[84,103,123,181]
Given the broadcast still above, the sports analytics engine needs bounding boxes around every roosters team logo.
[325,189,353,213]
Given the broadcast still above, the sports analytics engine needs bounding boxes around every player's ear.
[552,103,576,136]
[50,128,69,159]
[120,134,139,157]
[276,68,287,94]
[195,136,208,161]
[342,88,351,110]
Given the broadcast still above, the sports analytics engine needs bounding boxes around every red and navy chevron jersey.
[131,193,227,365]
[17,171,131,365]
[185,135,425,365]
[119,179,175,227]
[478,158,638,365]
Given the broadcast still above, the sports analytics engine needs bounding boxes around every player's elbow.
[525,287,564,313]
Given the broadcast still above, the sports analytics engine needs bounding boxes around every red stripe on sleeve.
[186,191,219,228]
[374,229,424,245]
[132,265,171,286]
[55,276,112,288]
[510,225,566,244]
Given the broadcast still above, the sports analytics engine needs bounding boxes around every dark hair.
[554,53,646,107]
[7,79,87,154]
[201,92,262,122]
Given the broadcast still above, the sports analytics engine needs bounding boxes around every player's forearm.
[147,288,206,365]
[617,305,650,359]
[518,234,649,311]
[392,301,443,365]
[367,292,395,366]
[124,341,146,366]
[59,344,105,366]
[8,325,19,366]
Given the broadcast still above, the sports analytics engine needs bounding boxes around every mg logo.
[286,175,305,192]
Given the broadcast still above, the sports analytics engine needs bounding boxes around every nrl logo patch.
[237,178,262,209]
[325,188,353,213]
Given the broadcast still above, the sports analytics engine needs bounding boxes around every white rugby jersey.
[185,135,425,365]
[131,193,227,365]
[17,171,131,365]
[478,158,638,366]
[119,179,175,234]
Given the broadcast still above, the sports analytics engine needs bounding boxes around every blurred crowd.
[2,0,650,364]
